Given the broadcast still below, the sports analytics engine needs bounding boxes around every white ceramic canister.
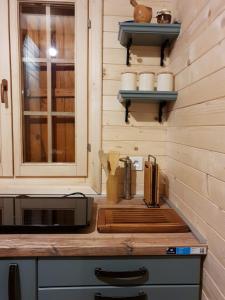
[121,72,137,90]
[157,72,174,91]
[139,72,155,91]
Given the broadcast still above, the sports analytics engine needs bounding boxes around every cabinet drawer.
[39,285,200,300]
[38,257,201,287]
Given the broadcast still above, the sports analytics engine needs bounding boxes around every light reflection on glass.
[48,47,58,57]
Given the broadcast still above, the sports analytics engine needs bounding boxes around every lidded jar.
[157,72,174,91]
[121,72,137,90]
[139,72,155,91]
[156,9,172,24]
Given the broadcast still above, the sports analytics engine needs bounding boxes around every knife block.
[144,160,160,207]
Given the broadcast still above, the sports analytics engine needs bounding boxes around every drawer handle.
[95,292,146,300]
[95,267,148,280]
[8,264,21,300]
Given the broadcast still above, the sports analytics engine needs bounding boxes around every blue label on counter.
[167,247,192,255]
[176,247,191,255]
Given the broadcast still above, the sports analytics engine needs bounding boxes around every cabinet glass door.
[21,3,75,163]
[10,0,88,177]
[0,0,13,176]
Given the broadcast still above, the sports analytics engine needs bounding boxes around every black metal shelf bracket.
[160,39,169,66]
[125,100,131,123]
[119,91,177,124]
[126,38,170,67]
[126,38,132,66]
[158,102,166,123]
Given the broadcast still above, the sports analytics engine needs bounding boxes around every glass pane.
[23,116,48,162]
[22,62,47,111]
[19,3,76,164]
[23,209,75,226]
[20,4,46,59]
[52,64,75,112]
[50,5,75,59]
[52,116,75,162]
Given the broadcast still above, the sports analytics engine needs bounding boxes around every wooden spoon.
[99,150,109,176]
[108,151,120,176]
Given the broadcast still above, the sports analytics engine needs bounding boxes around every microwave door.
[14,197,87,226]
[0,198,14,225]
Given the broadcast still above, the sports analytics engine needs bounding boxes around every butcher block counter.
[0,198,207,257]
[0,198,207,300]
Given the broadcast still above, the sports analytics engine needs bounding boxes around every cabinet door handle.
[1,79,8,108]
[95,292,146,300]
[95,267,148,280]
[8,264,21,300]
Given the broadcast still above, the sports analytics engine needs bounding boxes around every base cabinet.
[39,285,200,300]
[0,257,202,300]
[0,259,36,300]
[38,257,202,300]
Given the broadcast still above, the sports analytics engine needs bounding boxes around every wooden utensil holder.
[106,174,120,204]
[144,155,160,207]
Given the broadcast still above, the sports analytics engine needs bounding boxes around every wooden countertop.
[0,199,207,257]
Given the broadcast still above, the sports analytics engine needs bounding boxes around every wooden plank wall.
[167,0,225,299]
[102,0,174,193]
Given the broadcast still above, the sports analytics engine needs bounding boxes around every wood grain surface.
[0,199,207,257]
[97,208,190,233]
[167,1,225,298]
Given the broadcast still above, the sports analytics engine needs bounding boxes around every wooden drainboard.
[97,208,190,233]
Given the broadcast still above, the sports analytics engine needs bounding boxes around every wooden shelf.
[118,90,177,102]
[119,22,181,47]
[118,22,181,66]
[118,90,177,123]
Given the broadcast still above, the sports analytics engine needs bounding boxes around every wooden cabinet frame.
[0,0,13,177]
[10,0,88,177]
[0,0,102,194]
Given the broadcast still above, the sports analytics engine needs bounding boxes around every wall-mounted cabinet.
[0,0,88,177]
[0,0,13,177]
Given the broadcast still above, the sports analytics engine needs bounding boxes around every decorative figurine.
[130,0,152,23]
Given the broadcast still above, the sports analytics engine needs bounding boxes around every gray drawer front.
[0,259,36,300]
[38,257,201,287]
[39,285,200,300]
